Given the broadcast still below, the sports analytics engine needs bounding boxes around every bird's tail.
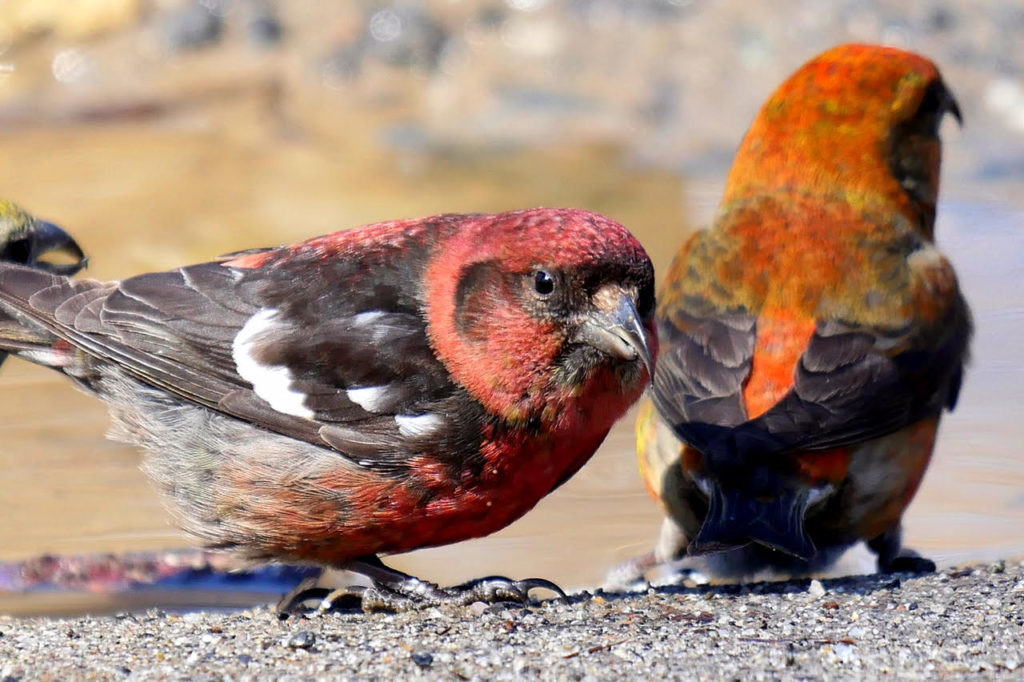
[0,262,115,373]
[686,481,822,560]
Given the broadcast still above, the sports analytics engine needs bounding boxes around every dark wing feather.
[758,297,971,451]
[651,304,756,454]
[0,240,482,473]
[653,291,971,459]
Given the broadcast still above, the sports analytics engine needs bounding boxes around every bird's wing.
[651,305,756,437]
[651,239,970,459]
[0,248,479,473]
[755,291,970,453]
[650,228,758,455]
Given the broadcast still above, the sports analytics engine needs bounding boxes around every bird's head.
[723,43,961,240]
[424,208,657,426]
[0,201,87,275]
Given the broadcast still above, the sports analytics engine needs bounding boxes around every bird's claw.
[275,556,566,614]
[869,529,936,575]
[282,575,567,615]
[450,575,568,605]
[276,575,333,614]
[351,575,567,613]
[281,580,449,615]
[880,554,936,574]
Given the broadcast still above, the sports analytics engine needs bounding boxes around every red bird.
[612,44,970,586]
[0,207,656,609]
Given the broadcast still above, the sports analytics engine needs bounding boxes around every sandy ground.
[1,561,1022,680]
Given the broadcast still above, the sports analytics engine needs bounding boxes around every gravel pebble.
[2,562,1023,679]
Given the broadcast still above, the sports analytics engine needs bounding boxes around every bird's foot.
[603,551,659,592]
[276,574,334,614]
[603,551,708,592]
[322,574,566,614]
[277,558,567,614]
[448,575,568,605]
[868,526,936,574]
[879,552,936,574]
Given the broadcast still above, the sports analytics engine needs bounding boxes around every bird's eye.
[533,270,555,296]
[637,280,655,318]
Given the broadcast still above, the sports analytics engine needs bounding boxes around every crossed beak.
[573,286,654,378]
[27,219,88,276]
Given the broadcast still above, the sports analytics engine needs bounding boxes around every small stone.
[613,647,634,661]
[411,651,433,667]
[808,580,826,598]
[832,643,857,663]
[513,655,530,673]
[287,631,316,650]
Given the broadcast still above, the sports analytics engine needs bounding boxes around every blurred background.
[0,0,1022,613]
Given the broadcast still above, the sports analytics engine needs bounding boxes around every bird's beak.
[573,287,654,377]
[30,220,88,275]
[942,83,963,128]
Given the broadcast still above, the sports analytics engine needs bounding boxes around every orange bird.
[617,44,970,584]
